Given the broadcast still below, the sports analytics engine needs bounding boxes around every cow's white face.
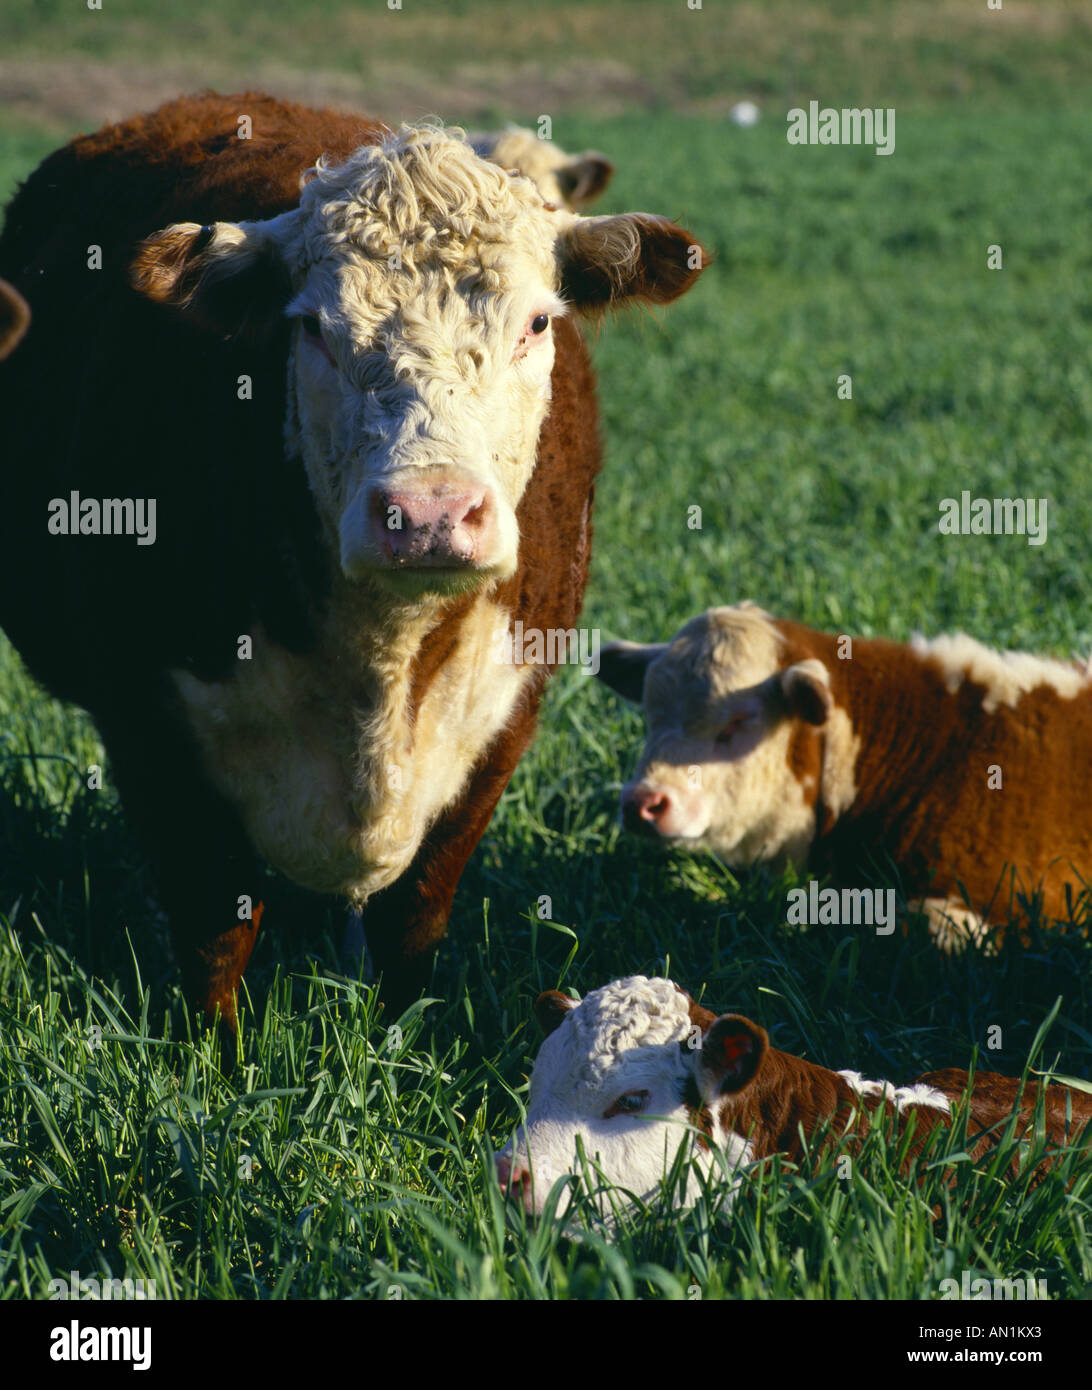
[596,605,847,868]
[283,135,565,594]
[496,976,750,1218]
[132,124,706,598]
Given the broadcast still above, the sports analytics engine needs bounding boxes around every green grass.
[4,0,1092,112]
[3,86,1092,1297]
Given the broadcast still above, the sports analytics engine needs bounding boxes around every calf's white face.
[132,125,703,598]
[596,605,850,867]
[496,976,755,1217]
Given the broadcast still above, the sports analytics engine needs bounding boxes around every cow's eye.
[530,313,549,335]
[300,314,323,339]
[604,1089,650,1118]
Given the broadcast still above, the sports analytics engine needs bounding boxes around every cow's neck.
[171,572,530,901]
[716,1048,855,1161]
[319,572,529,879]
[811,635,977,876]
[322,572,512,791]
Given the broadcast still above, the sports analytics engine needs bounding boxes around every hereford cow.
[0,277,29,358]
[0,92,706,1055]
[595,604,1092,949]
[470,128,614,211]
[496,975,1092,1216]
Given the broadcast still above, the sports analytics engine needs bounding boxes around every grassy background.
[2,0,1092,1300]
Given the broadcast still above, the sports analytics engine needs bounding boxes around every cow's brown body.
[686,995,1091,1174]
[774,621,1092,932]
[715,1038,1091,1176]
[0,94,668,1049]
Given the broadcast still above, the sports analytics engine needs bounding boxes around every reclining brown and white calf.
[495,976,1092,1216]
[471,127,614,210]
[595,604,1092,948]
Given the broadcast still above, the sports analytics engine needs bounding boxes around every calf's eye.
[300,314,322,339]
[604,1089,650,1118]
[531,313,549,334]
[715,714,749,745]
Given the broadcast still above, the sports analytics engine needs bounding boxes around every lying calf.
[470,127,614,210]
[495,975,1092,1215]
[596,604,1092,947]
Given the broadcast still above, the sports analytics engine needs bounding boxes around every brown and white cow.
[0,92,706,1054]
[496,975,1092,1216]
[595,604,1092,949]
[470,128,614,211]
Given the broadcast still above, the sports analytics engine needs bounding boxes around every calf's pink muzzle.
[495,1152,536,1212]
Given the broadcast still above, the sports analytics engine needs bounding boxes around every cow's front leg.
[362,715,537,1012]
[98,702,266,1066]
[173,900,265,1066]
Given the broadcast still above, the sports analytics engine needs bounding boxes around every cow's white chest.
[170,599,530,898]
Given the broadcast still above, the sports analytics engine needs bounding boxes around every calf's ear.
[595,639,665,703]
[535,990,577,1037]
[558,213,708,310]
[780,659,833,727]
[696,1015,769,1100]
[130,212,297,340]
[556,152,615,209]
[0,278,30,360]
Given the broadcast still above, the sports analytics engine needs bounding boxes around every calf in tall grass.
[496,975,1092,1215]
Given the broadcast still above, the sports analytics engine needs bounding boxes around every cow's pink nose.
[495,1154,531,1201]
[622,786,671,833]
[371,483,497,567]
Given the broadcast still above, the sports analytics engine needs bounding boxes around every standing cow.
[0,92,706,1052]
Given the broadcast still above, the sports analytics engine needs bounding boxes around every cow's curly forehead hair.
[296,122,555,275]
[554,976,693,1086]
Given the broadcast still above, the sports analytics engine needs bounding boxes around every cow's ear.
[555,152,614,209]
[696,1015,769,1099]
[130,214,296,340]
[0,277,30,360]
[595,639,665,703]
[558,213,708,310]
[780,659,833,727]
[676,988,718,1054]
[535,990,577,1036]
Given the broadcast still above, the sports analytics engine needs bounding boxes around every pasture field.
[2,1,1092,1303]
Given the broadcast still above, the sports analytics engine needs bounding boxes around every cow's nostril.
[497,1155,532,1199]
[622,788,672,835]
[363,475,502,575]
